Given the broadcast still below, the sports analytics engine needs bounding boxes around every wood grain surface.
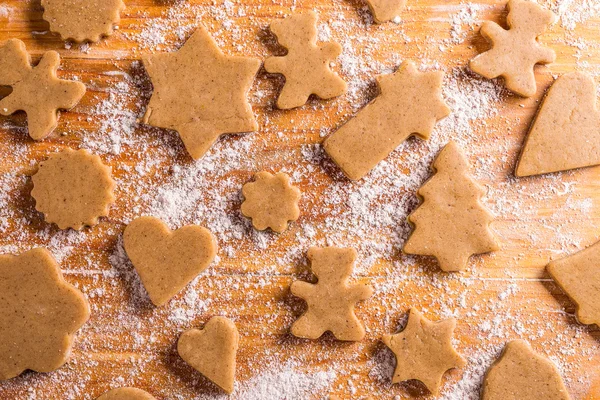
[0,0,600,399]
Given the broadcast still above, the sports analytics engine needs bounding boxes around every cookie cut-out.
[323,61,450,180]
[123,216,217,307]
[264,11,347,109]
[96,388,156,400]
[366,0,407,23]
[41,0,126,43]
[0,39,86,140]
[142,27,261,160]
[382,308,465,394]
[482,340,571,400]
[547,240,600,327]
[516,72,600,176]
[403,142,499,272]
[290,247,373,341]
[31,148,115,230]
[469,0,556,97]
[241,171,301,233]
[178,316,239,394]
[0,248,90,380]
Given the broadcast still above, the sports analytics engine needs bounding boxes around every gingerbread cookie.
[403,142,499,272]
[382,308,465,394]
[96,388,156,400]
[123,216,217,307]
[41,0,126,43]
[142,27,261,160]
[547,240,600,327]
[264,11,347,109]
[178,316,239,394]
[470,0,556,97]
[516,72,600,176]
[0,39,86,140]
[323,61,450,180]
[31,148,115,230]
[241,171,301,233]
[366,0,407,23]
[482,340,571,400]
[290,247,373,341]
[0,248,90,380]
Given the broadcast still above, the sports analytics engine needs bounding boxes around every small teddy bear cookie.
[0,248,90,380]
[469,0,556,97]
[142,26,261,160]
[264,11,347,109]
[41,0,126,43]
[323,61,450,180]
[241,171,301,233]
[0,39,86,140]
[366,0,407,24]
[178,316,239,394]
[290,247,373,341]
[382,308,466,394]
[31,148,115,230]
[482,340,571,400]
[123,216,217,307]
[96,388,156,400]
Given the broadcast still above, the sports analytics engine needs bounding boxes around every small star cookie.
[0,248,90,380]
[382,308,465,394]
[290,247,373,341]
[241,171,301,233]
[324,61,450,180]
[142,27,261,160]
[403,142,499,272]
[96,388,156,400]
[41,0,126,43]
[547,240,600,327]
[482,340,571,400]
[178,316,239,394]
[366,0,407,24]
[264,11,347,109]
[0,39,86,140]
[470,0,556,97]
[31,148,115,230]
[516,72,600,176]
[123,216,217,307]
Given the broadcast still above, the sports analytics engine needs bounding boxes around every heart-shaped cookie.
[96,387,156,400]
[123,216,217,306]
[177,316,239,394]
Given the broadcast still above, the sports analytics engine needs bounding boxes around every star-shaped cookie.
[382,308,466,394]
[142,26,261,160]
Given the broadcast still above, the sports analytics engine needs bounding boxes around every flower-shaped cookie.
[0,248,90,380]
[241,171,301,233]
[31,148,116,230]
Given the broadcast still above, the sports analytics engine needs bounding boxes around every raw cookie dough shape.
[366,0,407,23]
[403,142,499,272]
[241,171,301,233]
[0,248,90,380]
[96,388,156,400]
[382,308,466,394]
[323,61,450,180]
[0,39,86,140]
[41,0,126,43]
[142,26,261,160]
[482,340,571,400]
[516,72,600,177]
[264,11,347,109]
[178,316,239,394]
[123,216,217,307]
[290,247,373,341]
[546,240,600,326]
[31,148,116,230]
[469,0,556,97]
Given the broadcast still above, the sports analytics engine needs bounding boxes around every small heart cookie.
[123,216,217,306]
[178,316,239,394]
[96,387,156,400]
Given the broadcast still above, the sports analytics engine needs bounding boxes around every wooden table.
[0,0,599,399]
